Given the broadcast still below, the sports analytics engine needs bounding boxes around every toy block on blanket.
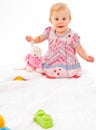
[0,115,10,130]
[34,109,53,129]
[13,76,26,81]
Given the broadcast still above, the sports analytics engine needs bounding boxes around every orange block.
[13,76,26,81]
[0,115,5,128]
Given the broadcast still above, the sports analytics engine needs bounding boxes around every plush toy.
[25,46,42,72]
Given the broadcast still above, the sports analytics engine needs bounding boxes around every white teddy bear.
[25,46,42,72]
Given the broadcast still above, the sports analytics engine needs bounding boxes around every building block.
[13,76,26,81]
[34,110,53,129]
[0,115,10,130]
[0,127,10,130]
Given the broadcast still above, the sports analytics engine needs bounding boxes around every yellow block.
[0,115,5,128]
[13,76,26,81]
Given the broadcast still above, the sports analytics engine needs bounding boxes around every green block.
[34,110,53,129]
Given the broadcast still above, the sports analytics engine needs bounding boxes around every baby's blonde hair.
[49,2,71,22]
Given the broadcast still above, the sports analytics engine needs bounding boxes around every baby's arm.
[76,43,94,62]
[25,35,46,43]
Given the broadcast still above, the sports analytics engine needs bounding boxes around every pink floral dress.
[41,26,82,78]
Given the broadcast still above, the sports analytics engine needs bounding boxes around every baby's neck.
[55,28,69,36]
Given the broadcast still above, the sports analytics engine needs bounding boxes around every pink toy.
[25,46,42,72]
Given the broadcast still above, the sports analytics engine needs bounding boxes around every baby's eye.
[55,18,59,21]
[62,17,66,20]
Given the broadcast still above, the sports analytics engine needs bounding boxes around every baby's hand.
[87,56,94,62]
[25,36,33,42]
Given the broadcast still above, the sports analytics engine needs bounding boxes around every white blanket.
[0,69,96,130]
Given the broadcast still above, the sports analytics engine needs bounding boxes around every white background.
[0,0,96,79]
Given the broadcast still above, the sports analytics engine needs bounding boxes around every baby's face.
[51,9,70,35]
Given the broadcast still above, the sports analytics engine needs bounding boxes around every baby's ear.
[49,18,52,23]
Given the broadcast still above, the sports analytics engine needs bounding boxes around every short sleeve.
[43,26,52,39]
[72,33,80,48]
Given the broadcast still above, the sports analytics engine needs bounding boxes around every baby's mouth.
[57,26,64,28]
